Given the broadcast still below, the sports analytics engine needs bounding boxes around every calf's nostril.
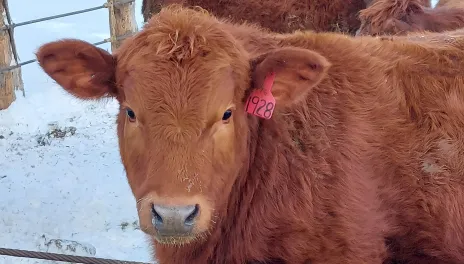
[151,204,163,224]
[184,204,200,226]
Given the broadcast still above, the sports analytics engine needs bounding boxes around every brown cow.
[141,0,367,35]
[356,0,464,36]
[36,5,464,264]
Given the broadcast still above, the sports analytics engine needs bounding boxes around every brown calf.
[356,0,464,36]
[142,0,366,34]
[36,5,464,264]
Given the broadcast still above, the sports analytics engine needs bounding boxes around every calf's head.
[36,7,330,245]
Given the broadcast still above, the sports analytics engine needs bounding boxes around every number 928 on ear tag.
[245,72,276,119]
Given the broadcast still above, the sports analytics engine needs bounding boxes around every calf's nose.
[151,204,200,236]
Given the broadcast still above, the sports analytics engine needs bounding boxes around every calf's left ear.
[250,46,331,107]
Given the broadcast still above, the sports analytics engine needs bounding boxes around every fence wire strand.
[0,4,108,31]
[0,31,135,73]
[0,247,152,264]
[0,0,134,31]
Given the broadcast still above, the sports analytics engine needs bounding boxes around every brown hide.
[357,0,464,36]
[364,0,431,7]
[142,0,366,35]
[36,6,464,264]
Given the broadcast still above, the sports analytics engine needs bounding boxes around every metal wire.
[0,4,108,31]
[0,0,135,31]
[0,247,152,264]
[0,31,135,73]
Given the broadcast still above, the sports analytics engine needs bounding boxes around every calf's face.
[36,31,329,245]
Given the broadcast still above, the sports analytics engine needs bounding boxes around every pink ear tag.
[245,72,276,119]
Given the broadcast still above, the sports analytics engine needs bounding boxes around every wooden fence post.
[0,0,17,109]
[107,0,137,52]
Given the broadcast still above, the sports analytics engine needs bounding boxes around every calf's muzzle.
[151,204,200,236]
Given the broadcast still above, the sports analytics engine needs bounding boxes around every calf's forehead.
[111,11,247,123]
[114,49,238,131]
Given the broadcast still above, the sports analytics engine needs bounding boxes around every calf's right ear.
[250,46,331,108]
[36,39,117,100]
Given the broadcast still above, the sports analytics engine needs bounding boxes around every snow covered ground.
[0,86,154,264]
[0,0,440,263]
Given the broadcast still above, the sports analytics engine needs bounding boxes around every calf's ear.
[36,39,117,100]
[250,47,330,107]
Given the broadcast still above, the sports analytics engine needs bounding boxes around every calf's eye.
[222,109,232,123]
[126,108,136,122]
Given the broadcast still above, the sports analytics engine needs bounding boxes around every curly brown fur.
[357,0,464,36]
[142,0,366,35]
[364,0,430,7]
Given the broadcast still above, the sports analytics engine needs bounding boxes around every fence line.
[0,0,137,109]
[0,4,108,31]
[0,31,135,73]
[0,0,135,74]
[0,247,152,264]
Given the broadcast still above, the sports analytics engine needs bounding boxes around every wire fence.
[0,0,137,73]
[0,248,152,264]
[0,32,133,73]
[0,0,150,262]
